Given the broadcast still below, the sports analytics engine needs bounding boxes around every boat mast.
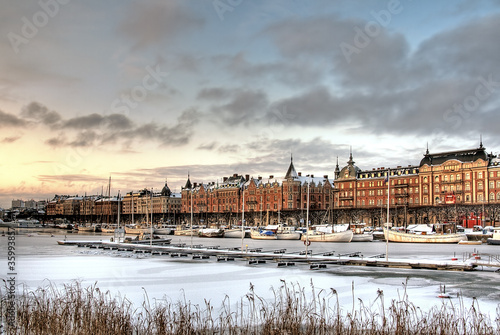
[107,176,111,225]
[117,191,121,228]
[190,188,193,249]
[305,177,310,258]
[386,169,390,261]
[150,188,153,247]
[131,191,134,225]
[241,182,245,252]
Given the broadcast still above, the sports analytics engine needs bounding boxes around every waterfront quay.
[55,232,500,273]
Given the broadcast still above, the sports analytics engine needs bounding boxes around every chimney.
[233,173,237,177]
[269,175,274,179]
[193,183,197,188]
[258,176,262,180]
[223,177,228,182]
[324,175,328,179]
[298,172,302,176]
[245,174,250,181]
[311,174,314,178]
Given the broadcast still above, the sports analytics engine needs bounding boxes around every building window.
[490,193,495,201]
[465,183,470,191]
[478,182,483,190]
[466,173,470,180]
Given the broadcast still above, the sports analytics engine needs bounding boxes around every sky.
[1,0,500,208]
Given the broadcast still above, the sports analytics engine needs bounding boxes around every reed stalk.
[0,280,497,335]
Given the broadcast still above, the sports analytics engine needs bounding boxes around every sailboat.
[300,188,352,243]
[382,170,466,244]
[125,190,149,235]
[383,226,467,243]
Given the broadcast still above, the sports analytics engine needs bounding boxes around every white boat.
[383,227,467,243]
[77,224,97,232]
[125,224,151,235]
[224,227,245,238]
[465,225,494,242]
[350,223,373,242]
[486,228,500,245]
[250,229,277,240]
[351,232,373,242]
[0,219,43,228]
[301,230,353,243]
[154,224,173,235]
[198,228,224,238]
[173,226,198,236]
[276,224,301,240]
[101,225,117,233]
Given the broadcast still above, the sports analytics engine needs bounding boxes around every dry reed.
[0,279,498,335]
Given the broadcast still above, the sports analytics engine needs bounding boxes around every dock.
[56,240,500,272]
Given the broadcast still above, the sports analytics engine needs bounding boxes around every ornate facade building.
[180,142,500,227]
[45,142,500,227]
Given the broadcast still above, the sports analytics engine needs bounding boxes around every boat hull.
[223,229,245,238]
[174,229,198,236]
[198,228,224,238]
[351,233,373,242]
[0,220,43,229]
[250,230,277,240]
[154,229,172,235]
[125,227,151,235]
[301,230,353,243]
[487,238,500,245]
[384,228,467,243]
[276,232,301,240]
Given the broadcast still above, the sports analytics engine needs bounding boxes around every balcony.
[394,183,409,188]
[339,196,354,200]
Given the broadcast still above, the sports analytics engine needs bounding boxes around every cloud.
[197,141,217,150]
[415,13,500,79]
[21,102,61,125]
[118,1,205,50]
[0,109,25,127]
[1,136,21,143]
[15,102,200,149]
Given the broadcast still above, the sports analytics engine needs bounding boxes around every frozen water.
[1,231,500,319]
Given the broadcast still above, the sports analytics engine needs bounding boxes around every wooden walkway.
[55,239,500,272]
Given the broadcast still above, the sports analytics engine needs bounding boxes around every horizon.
[2,1,500,208]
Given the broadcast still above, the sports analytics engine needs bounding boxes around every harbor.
[3,230,500,332]
[56,237,500,272]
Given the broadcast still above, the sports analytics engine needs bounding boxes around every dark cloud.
[118,1,204,50]
[415,13,500,79]
[210,89,268,126]
[14,102,200,149]
[45,136,66,147]
[0,109,25,127]
[63,113,104,129]
[21,102,61,125]
[197,141,217,150]
[197,87,232,101]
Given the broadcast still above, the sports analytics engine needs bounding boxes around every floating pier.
[55,240,500,272]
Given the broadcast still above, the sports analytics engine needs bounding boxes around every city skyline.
[1,1,500,208]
